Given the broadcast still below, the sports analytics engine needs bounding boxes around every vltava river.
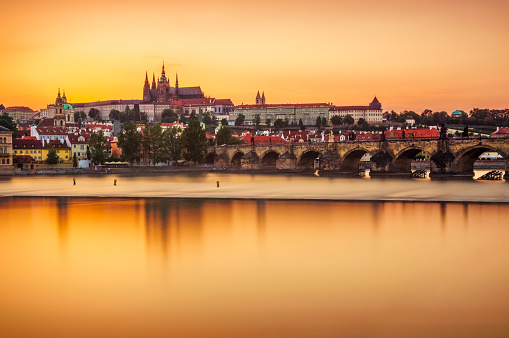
[1,195,509,337]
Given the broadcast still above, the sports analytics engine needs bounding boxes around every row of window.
[0,137,9,143]
[1,159,9,165]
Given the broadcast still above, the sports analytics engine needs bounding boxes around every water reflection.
[1,197,509,337]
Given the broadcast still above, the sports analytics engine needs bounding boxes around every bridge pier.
[276,152,297,171]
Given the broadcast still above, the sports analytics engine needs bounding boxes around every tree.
[143,124,166,166]
[266,118,271,127]
[165,126,183,163]
[0,114,18,138]
[74,111,87,124]
[180,117,207,163]
[315,116,322,129]
[321,117,327,127]
[274,119,285,129]
[88,108,101,121]
[235,113,245,126]
[299,118,306,130]
[344,114,354,125]
[202,111,215,126]
[118,122,142,165]
[0,104,5,110]
[330,115,343,126]
[162,109,179,123]
[109,109,121,121]
[86,146,91,160]
[73,153,78,168]
[358,118,366,125]
[254,114,261,129]
[89,131,109,165]
[46,148,59,165]
[180,115,189,124]
[221,118,229,126]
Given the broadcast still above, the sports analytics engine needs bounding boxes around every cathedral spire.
[175,73,179,87]
[145,71,149,83]
[161,61,166,76]
[152,73,156,90]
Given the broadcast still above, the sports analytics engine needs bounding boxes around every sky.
[1,0,508,113]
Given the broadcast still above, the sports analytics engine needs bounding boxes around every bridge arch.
[204,152,215,164]
[453,145,503,174]
[298,150,322,170]
[341,148,370,172]
[390,146,426,173]
[231,151,244,168]
[260,150,280,168]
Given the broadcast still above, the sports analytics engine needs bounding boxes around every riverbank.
[3,160,505,177]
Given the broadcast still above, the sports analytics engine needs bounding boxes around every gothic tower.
[261,91,266,105]
[256,90,261,104]
[156,62,171,102]
[175,73,180,100]
[143,71,151,101]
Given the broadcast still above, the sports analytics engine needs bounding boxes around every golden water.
[1,196,508,337]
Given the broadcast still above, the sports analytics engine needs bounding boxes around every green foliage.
[165,126,183,163]
[180,118,207,163]
[265,118,271,127]
[235,113,245,126]
[321,117,327,127]
[221,118,228,126]
[0,114,18,138]
[343,115,354,125]
[274,119,285,130]
[330,115,343,126]
[299,118,306,130]
[46,148,59,165]
[89,131,109,165]
[143,124,167,166]
[315,116,322,129]
[0,104,5,110]
[180,115,189,124]
[254,114,261,129]
[202,111,215,126]
[162,109,179,123]
[74,111,87,123]
[216,126,232,145]
[88,108,101,121]
[118,122,142,165]
[73,153,78,168]
[109,109,121,121]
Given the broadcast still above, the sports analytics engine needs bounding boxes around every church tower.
[143,71,151,101]
[54,88,66,127]
[175,73,180,100]
[261,91,266,105]
[256,90,261,104]
[156,62,171,102]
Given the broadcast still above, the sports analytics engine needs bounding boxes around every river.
[0,175,508,337]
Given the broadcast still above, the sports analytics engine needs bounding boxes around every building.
[329,97,383,124]
[214,99,235,119]
[143,63,204,103]
[41,89,75,123]
[255,91,266,105]
[1,106,35,121]
[13,138,44,161]
[491,127,509,138]
[232,103,331,126]
[0,126,13,172]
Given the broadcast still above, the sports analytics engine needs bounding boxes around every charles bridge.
[206,138,509,178]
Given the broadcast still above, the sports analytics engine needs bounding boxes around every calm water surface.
[1,196,509,337]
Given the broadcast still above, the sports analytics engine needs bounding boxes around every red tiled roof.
[3,106,34,112]
[215,99,234,106]
[13,155,35,163]
[45,140,70,149]
[67,132,91,144]
[330,106,378,111]
[13,139,43,149]
[181,98,215,106]
[240,134,287,144]
[36,127,68,135]
[492,127,509,135]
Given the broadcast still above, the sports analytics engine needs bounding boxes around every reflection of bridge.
[208,138,509,178]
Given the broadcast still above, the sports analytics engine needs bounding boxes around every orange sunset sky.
[1,0,508,113]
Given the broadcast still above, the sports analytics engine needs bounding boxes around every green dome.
[64,104,73,110]
[452,110,463,115]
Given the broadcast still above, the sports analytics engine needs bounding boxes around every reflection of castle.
[143,62,204,103]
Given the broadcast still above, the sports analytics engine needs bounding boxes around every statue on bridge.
[462,125,469,139]
[439,124,448,140]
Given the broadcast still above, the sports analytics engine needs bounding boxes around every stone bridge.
[206,138,509,178]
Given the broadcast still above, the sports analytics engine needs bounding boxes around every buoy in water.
[217,181,219,188]
[114,179,117,186]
